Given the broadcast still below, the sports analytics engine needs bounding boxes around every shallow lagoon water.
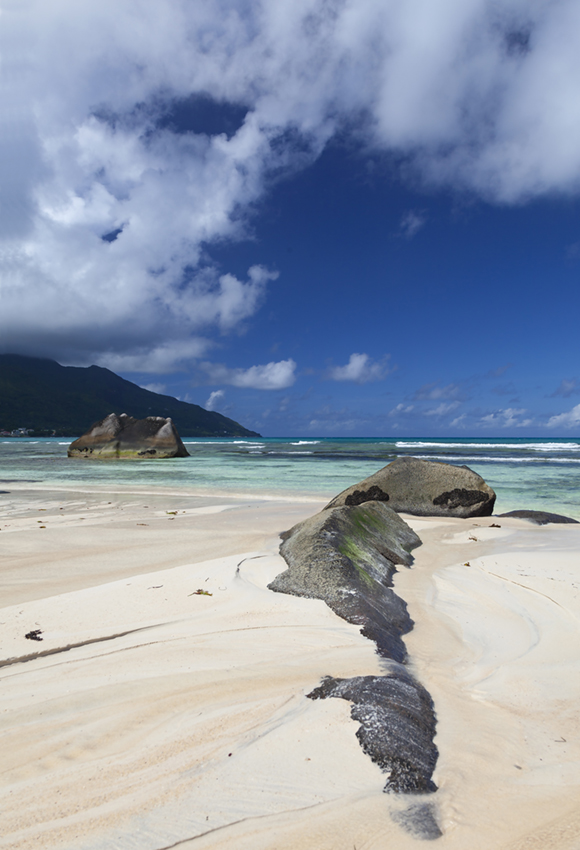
[1,437,579,519]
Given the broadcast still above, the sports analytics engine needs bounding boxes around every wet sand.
[1,486,579,849]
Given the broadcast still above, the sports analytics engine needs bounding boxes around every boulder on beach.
[271,501,421,661]
[269,500,438,794]
[324,456,496,518]
[68,413,190,459]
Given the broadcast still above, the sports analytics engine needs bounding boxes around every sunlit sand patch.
[1,496,580,849]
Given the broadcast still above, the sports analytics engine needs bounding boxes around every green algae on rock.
[268,500,439,798]
[270,501,421,662]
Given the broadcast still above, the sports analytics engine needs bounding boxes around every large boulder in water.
[68,413,189,459]
[324,456,496,518]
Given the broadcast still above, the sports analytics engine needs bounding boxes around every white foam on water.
[396,441,580,451]
[184,441,266,448]
[268,451,314,455]
[412,454,580,464]
[290,440,321,445]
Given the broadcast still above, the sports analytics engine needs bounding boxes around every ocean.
[1,437,579,519]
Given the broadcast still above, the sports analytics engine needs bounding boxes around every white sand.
[1,489,579,849]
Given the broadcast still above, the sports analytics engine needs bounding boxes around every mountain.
[0,354,260,437]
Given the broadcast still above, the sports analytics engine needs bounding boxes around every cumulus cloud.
[329,353,391,384]
[481,407,532,428]
[205,389,225,411]
[547,403,580,429]
[199,359,296,390]
[3,0,580,368]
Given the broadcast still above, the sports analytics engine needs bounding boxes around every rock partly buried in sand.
[269,501,438,796]
[270,501,421,662]
[499,509,579,525]
[324,456,496,518]
[68,413,190,459]
[308,672,438,796]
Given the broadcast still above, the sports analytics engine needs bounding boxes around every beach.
[1,480,579,850]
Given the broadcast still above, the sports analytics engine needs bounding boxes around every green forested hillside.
[0,354,260,437]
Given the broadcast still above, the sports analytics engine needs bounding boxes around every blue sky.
[1,1,580,435]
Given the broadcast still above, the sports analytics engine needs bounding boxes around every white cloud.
[199,359,296,390]
[450,413,467,428]
[425,401,460,416]
[547,404,580,429]
[141,382,166,395]
[389,403,414,416]
[205,389,225,411]
[3,0,580,368]
[481,407,532,428]
[329,353,390,384]
[94,339,211,374]
[398,210,426,239]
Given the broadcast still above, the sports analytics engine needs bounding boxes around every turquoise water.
[1,437,579,518]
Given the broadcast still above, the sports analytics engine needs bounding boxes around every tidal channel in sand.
[1,484,579,849]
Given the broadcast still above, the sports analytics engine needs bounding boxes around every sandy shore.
[1,487,579,849]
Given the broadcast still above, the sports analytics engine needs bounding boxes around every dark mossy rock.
[324,457,496,518]
[68,413,189,459]
[269,501,421,662]
[308,671,438,795]
[269,500,438,795]
[499,509,579,525]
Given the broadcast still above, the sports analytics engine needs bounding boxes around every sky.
[1,0,580,436]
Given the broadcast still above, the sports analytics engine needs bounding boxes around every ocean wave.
[412,454,580,464]
[183,441,266,448]
[268,451,314,455]
[396,441,580,452]
[290,440,320,445]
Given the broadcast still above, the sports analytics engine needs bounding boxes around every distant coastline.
[0,354,259,438]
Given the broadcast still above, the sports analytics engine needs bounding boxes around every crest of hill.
[0,354,260,437]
